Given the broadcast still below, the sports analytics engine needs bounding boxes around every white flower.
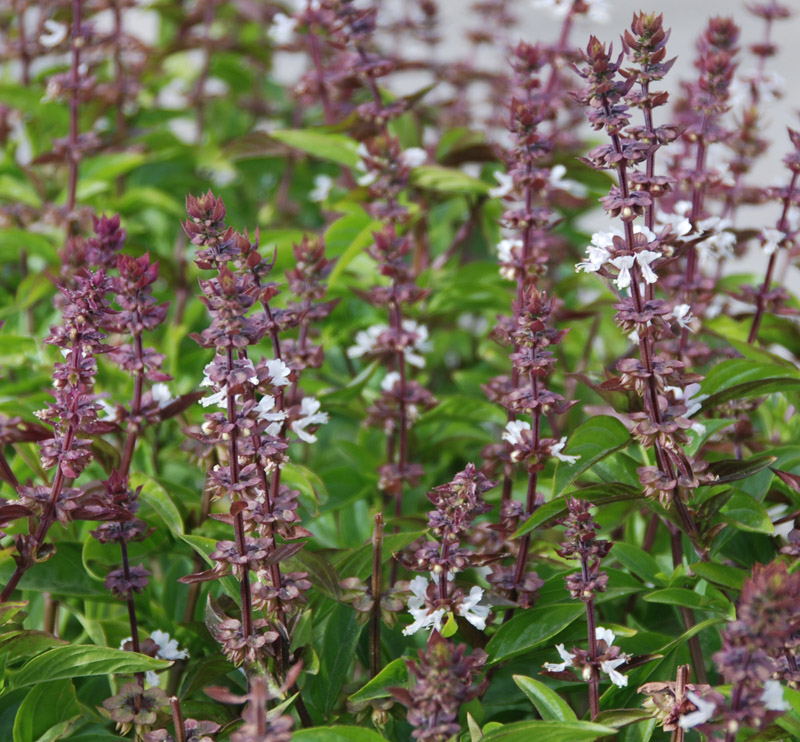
[199,388,227,409]
[151,383,174,409]
[665,383,707,434]
[356,143,378,187]
[265,358,291,387]
[549,164,587,197]
[697,216,736,263]
[533,0,609,22]
[550,436,580,465]
[347,325,384,360]
[457,313,489,336]
[347,321,431,368]
[403,576,446,636]
[599,657,628,687]
[729,69,785,108]
[310,174,333,203]
[489,171,514,199]
[636,249,661,285]
[502,420,530,446]
[150,629,189,661]
[291,396,328,443]
[658,212,692,239]
[577,230,618,274]
[204,77,229,97]
[268,12,297,44]
[497,238,522,280]
[761,227,784,256]
[533,0,571,18]
[595,626,616,646]
[667,382,707,418]
[672,304,694,331]
[457,586,490,631]
[761,679,789,711]
[401,320,431,368]
[381,371,400,391]
[678,691,716,729]
[610,255,635,290]
[9,114,33,166]
[40,19,67,48]
[585,0,611,23]
[400,147,427,168]
[99,399,119,422]
[255,395,287,426]
[544,643,575,672]
[497,238,522,263]
[121,631,188,687]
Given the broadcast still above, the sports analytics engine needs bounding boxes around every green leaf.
[513,675,577,721]
[468,713,483,742]
[292,726,387,742]
[9,645,170,688]
[13,680,79,742]
[642,588,728,613]
[689,562,746,591]
[514,483,641,538]
[348,658,408,706]
[0,603,27,628]
[553,417,631,495]
[720,492,774,534]
[0,631,67,667]
[707,455,777,485]
[610,543,665,587]
[81,152,147,180]
[269,129,360,168]
[0,229,55,261]
[592,709,654,729]
[326,210,382,289]
[313,602,363,716]
[335,530,425,580]
[486,603,585,664]
[284,550,341,602]
[0,543,109,598]
[480,720,618,741]
[0,175,41,208]
[700,359,800,409]
[133,474,185,536]
[410,165,490,195]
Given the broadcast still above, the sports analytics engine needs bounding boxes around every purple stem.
[1,342,83,602]
[369,513,384,677]
[748,171,798,343]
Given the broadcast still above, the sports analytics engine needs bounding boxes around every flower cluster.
[544,625,630,688]
[399,465,495,634]
[556,498,612,602]
[390,630,486,742]
[205,671,299,742]
[0,257,122,599]
[179,192,328,674]
[573,26,713,557]
[329,0,435,528]
[706,561,797,737]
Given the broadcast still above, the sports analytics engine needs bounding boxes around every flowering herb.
[1,2,800,740]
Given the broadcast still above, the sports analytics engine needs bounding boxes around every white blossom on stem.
[268,13,297,44]
[40,19,67,48]
[291,396,328,443]
[402,576,446,636]
[489,171,514,199]
[549,436,580,465]
[678,691,716,730]
[310,174,333,203]
[456,586,490,631]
